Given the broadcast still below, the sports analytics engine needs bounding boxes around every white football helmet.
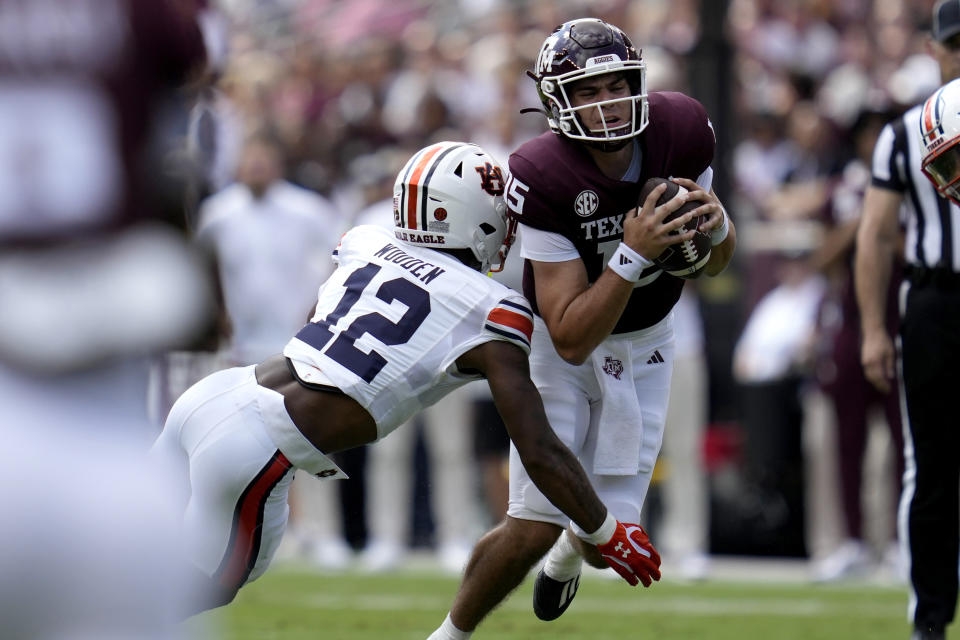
[921,78,960,205]
[393,141,515,273]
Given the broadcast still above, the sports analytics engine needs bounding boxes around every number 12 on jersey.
[295,263,430,382]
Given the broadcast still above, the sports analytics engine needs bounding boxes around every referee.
[855,3,960,639]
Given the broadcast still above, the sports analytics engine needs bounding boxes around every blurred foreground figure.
[0,1,217,638]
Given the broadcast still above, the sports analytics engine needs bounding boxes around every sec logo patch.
[575,190,599,217]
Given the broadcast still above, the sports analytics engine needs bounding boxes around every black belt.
[906,265,960,290]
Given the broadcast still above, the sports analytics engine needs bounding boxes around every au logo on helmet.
[476,162,505,196]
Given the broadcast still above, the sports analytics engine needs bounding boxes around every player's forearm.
[519,437,608,532]
[854,226,895,335]
[548,271,634,365]
[855,187,902,335]
[492,369,608,530]
[704,215,737,276]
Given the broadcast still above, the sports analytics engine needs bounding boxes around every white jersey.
[283,225,534,439]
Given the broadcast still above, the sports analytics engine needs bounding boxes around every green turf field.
[185,564,915,639]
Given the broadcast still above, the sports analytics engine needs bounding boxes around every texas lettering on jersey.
[506,91,715,334]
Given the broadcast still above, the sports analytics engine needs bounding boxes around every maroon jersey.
[0,0,207,244]
[505,91,715,333]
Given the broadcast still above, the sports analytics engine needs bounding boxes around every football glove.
[597,522,662,587]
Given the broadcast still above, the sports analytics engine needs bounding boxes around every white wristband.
[608,242,653,282]
[581,511,618,546]
[710,209,730,246]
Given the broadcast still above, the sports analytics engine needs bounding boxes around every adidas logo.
[619,254,632,265]
[560,575,580,607]
[646,350,664,364]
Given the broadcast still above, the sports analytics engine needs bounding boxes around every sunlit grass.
[186,562,912,640]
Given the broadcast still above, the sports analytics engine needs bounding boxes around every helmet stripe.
[923,87,947,141]
[418,143,465,231]
[923,92,935,137]
[404,144,444,230]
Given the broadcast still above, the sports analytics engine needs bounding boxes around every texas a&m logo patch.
[602,356,623,380]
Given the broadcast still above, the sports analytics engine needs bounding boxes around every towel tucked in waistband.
[590,336,644,476]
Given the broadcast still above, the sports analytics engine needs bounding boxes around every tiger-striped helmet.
[921,78,960,205]
[393,142,515,273]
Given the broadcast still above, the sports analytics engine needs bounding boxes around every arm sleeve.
[871,121,906,192]
[696,166,714,192]
[518,224,580,262]
[483,295,534,354]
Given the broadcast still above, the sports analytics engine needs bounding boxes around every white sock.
[426,613,472,640]
[543,530,583,581]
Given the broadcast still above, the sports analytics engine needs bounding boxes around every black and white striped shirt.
[872,103,960,272]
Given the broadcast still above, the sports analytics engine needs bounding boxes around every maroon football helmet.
[531,18,648,147]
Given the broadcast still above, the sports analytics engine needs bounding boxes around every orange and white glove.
[583,513,662,587]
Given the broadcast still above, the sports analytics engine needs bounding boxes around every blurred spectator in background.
[729,96,839,560]
[722,0,938,563]
[0,1,219,638]
[196,129,342,367]
[809,106,905,583]
[181,2,239,226]
[732,255,825,558]
[658,286,712,580]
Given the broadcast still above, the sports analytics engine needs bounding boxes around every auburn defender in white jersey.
[153,142,662,617]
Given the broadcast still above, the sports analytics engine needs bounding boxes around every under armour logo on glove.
[597,522,661,587]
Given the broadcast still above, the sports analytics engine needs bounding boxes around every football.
[638,177,711,279]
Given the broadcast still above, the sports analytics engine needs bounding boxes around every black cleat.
[532,569,581,621]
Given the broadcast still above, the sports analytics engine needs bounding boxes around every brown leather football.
[638,177,711,279]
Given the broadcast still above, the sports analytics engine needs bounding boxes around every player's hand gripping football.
[623,182,697,260]
[670,176,726,236]
[597,521,662,587]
